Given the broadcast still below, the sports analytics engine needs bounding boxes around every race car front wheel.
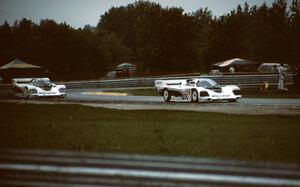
[191,90,198,103]
[163,89,171,103]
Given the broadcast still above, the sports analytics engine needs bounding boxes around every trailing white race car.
[12,78,66,98]
[155,78,241,103]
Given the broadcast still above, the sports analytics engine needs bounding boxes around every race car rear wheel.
[191,90,198,103]
[163,89,171,103]
[24,87,30,98]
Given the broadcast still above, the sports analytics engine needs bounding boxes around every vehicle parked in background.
[106,63,136,79]
[155,78,241,103]
[12,78,66,98]
[258,63,292,73]
[209,69,223,76]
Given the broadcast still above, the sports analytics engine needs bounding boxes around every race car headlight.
[29,89,37,94]
[59,88,66,93]
[200,91,209,97]
[233,89,241,95]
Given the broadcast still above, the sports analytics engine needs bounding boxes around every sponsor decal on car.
[211,95,230,97]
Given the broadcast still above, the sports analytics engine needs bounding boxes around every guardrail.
[0,74,294,91]
[0,84,11,90]
[63,74,294,90]
[1,149,300,187]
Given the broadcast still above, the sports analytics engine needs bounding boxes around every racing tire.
[163,89,171,103]
[228,99,237,102]
[24,87,30,98]
[13,87,19,98]
[191,89,198,103]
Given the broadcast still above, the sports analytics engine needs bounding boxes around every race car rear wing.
[155,79,187,89]
[12,78,34,86]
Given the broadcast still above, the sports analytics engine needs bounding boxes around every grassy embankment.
[1,102,300,163]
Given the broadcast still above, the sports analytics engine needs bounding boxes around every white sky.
[0,0,275,28]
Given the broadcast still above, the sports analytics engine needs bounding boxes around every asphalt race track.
[66,88,300,105]
[61,88,300,115]
[1,88,299,115]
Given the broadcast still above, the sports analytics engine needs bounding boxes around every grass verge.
[1,102,300,163]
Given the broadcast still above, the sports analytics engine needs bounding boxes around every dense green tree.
[190,8,214,71]
[289,0,300,66]
[0,18,130,80]
[0,21,13,62]
[98,1,198,73]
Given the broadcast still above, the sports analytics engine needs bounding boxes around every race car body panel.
[12,78,66,98]
[155,78,241,102]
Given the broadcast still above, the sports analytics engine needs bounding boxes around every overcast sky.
[0,0,276,28]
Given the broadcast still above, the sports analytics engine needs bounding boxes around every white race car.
[155,78,241,103]
[12,78,66,98]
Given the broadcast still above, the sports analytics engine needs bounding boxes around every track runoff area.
[1,77,300,186]
[0,149,300,187]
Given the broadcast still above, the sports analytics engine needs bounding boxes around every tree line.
[0,0,299,80]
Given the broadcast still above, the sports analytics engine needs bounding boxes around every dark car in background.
[106,63,136,79]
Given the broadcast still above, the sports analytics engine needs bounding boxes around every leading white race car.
[12,78,66,98]
[155,78,241,103]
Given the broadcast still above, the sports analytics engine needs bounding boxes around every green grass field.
[1,102,300,163]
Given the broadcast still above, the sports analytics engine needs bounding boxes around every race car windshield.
[33,80,52,87]
[196,80,220,89]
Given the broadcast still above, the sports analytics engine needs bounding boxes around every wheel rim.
[163,90,169,100]
[192,91,198,101]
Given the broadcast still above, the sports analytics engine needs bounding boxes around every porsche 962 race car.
[12,78,66,98]
[155,78,241,103]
